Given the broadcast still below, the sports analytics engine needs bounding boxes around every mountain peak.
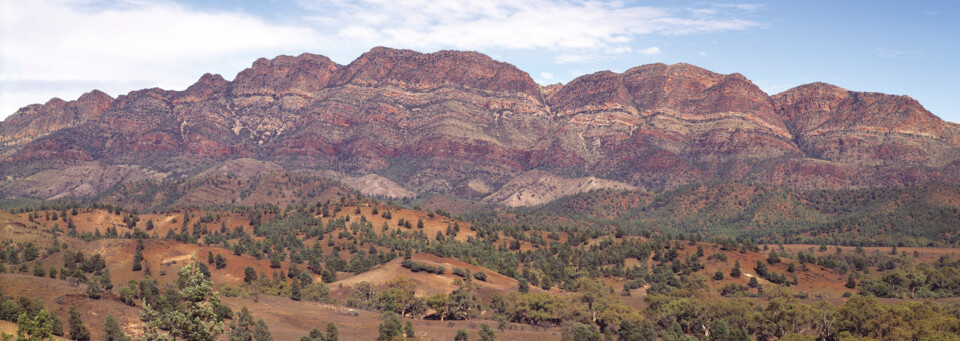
[2,48,957,196]
[177,73,228,103]
[774,82,944,138]
[230,52,340,98]
[338,46,541,98]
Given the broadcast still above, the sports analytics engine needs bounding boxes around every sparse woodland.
[3,180,960,340]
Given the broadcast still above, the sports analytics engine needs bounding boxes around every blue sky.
[2,0,957,122]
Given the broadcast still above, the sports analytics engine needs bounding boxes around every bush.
[217,304,234,320]
[707,253,728,262]
[302,283,333,303]
[86,281,101,299]
[401,260,445,274]
[719,283,748,297]
[219,284,251,298]
[767,252,781,264]
[473,271,488,281]
[452,268,467,277]
[119,284,138,306]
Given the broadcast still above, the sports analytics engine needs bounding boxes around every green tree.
[291,278,303,301]
[22,243,39,262]
[518,278,529,294]
[540,275,553,290]
[404,321,415,339]
[427,294,449,321]
[836,295,883,337]
[32,263,45,277]
[377,311,402,341]
[618,318,654,341]
[253,319,272,341]
[86,280,101,299]
[133,248,144,272]
[561,323,600,341]
[15,309,59,341]
[380,277,417,317]
[244,267,258,284]
[215,254,227,270]
[302,328,323,341]
[756,261,769,278]
[730,260,742,278]
[767,252,781,265]
[229,307,255,341]
[478,323,497,341]
[104,315,130,341]
[98,269,114,290]
[325,322,338,341]
[141,260,226,341]
[68,306,90,341]
[454,329,469,341]
[448,278,481,320]
[321,269,337,283]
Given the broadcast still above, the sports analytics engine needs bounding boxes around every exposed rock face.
[774,82,944,138]
[2,47,959,204]
[334,173,416,199]
[768,83,960,188]
[0,90,113,149]
[0,162,165,200]
[197,158,285,178]
[483,170,636,207]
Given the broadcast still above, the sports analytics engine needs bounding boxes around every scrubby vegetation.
[4,180,960,339]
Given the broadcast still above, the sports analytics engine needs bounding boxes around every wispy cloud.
[1,0,763,118]
[640,47,662,55]
[718,4,766,12]
[555,54,594,64]
[875,48,919,58]
[1,0,316,116]
[302,0,760,51]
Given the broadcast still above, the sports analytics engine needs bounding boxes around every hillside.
[3,47,960,204]
[6,194,960,340]
[469,181,960,247]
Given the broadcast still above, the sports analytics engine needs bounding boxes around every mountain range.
[2,46,958,205]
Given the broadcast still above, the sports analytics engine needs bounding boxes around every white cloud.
[715,4,766,12]
[1,0,763,119]
[605,47,633,54]
[875,48,918,59]
[640,47,662,55]
[338,25,384,41]
[699,51,708,56]
[555,54,594,64]
[1,0,317,117]
[540,72,554,80]
[302,0,759,51]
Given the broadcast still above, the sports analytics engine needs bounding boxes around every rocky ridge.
[2,47,958,203]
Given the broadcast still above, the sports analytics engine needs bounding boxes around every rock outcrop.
[2,47,958,203]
